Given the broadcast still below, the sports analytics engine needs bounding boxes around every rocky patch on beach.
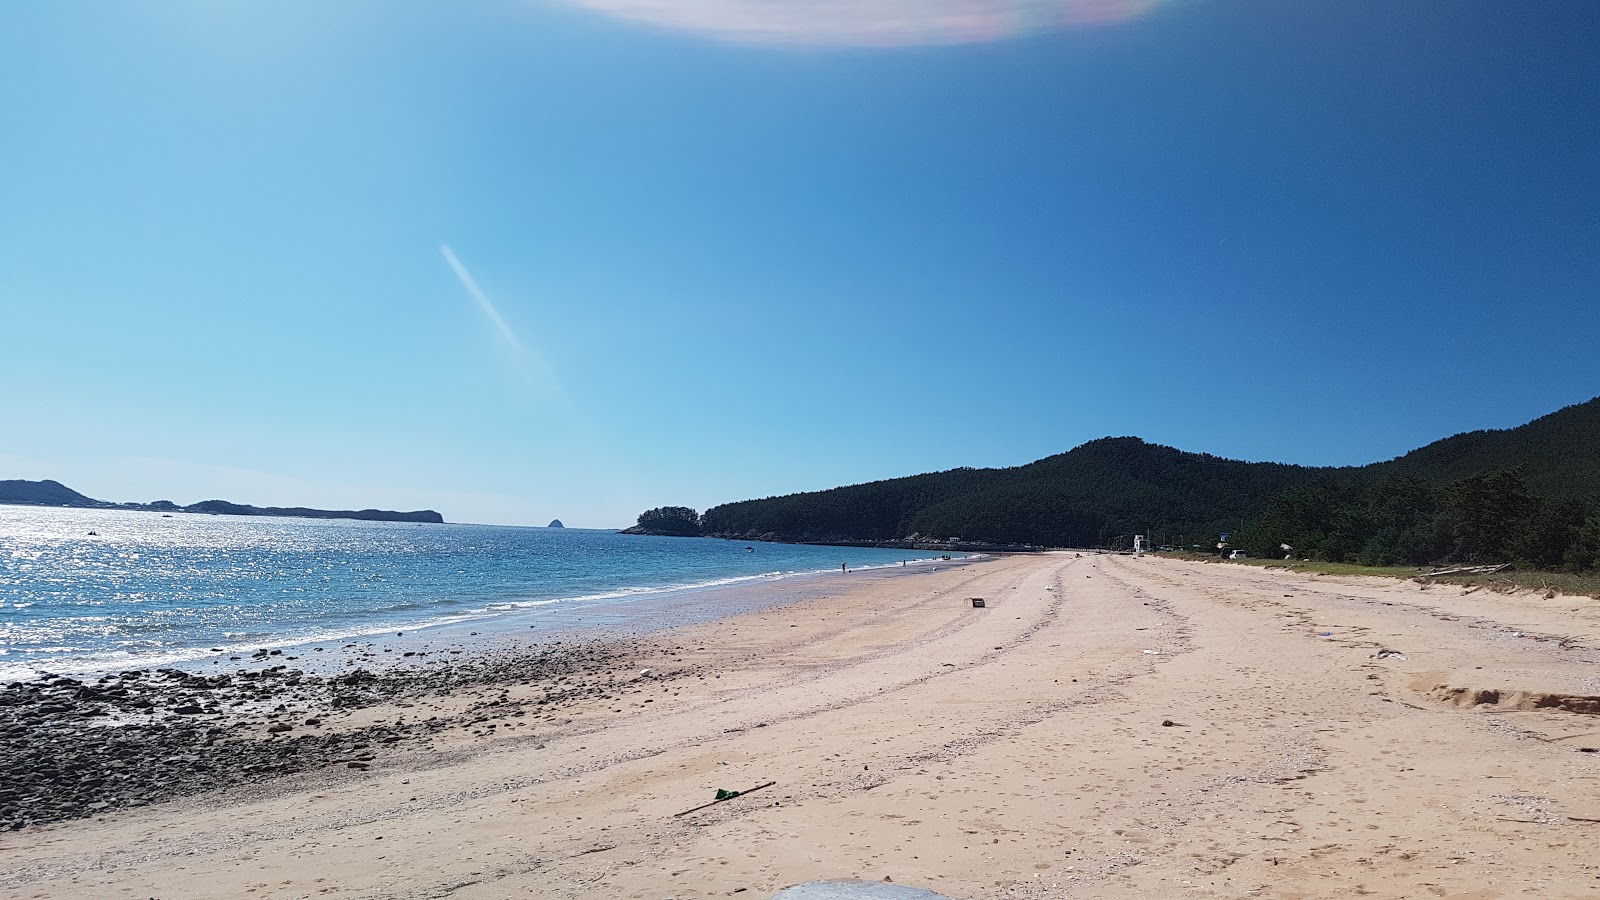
[0,640,692,830]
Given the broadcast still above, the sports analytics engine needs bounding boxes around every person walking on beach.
[841,563,848,573]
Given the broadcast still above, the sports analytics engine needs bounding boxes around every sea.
[0,506,955,682]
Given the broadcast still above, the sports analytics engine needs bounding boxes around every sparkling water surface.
[0,506,947,680]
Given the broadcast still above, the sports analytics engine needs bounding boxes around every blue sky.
[3,1,1597,527]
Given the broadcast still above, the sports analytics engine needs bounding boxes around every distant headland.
[619,396,1600,568]
[0,479,445,524]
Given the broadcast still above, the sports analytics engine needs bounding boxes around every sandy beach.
[4,552,1600,899]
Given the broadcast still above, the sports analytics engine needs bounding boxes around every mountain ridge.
[0,480,444,524]
[693,397,1600,551]
[1367,398,1600,500]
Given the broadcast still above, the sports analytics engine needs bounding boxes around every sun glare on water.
[561,0,1166,47]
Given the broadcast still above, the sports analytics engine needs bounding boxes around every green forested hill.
[702,438,1332,548]
[1368,397,1600,501]
[898,438,1323,547]
[695,397,1600,566]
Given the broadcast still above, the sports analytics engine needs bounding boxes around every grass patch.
[1155,551,1600,598]
[1427,569,1600,599]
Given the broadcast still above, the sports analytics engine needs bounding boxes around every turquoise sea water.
[0,506,950,680]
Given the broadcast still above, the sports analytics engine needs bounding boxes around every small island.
[547,519,565,528]
[0,479,444,524]
[618,506,702,537]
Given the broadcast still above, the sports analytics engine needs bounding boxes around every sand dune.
[3,552,1598,899]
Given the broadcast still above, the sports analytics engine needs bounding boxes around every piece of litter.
[674,781,776,817]
[1142,649,1161,655]
[1374,649,1407,660]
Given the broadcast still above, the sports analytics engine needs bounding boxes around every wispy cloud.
[442,244,523,353]
[562,0,1166,47]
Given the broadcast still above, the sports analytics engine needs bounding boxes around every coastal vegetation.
[1228,468,1600,571]
[698,437,1316,548]
[637,397,1600,572]
[626,506,703,537]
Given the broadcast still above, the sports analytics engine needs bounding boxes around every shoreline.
[4,552,1598,898]
[0,556,997,829]
[1,543,981,683]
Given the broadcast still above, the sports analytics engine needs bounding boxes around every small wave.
[0,518,963,679]
[0,609,504,682]
[484,599,564,611]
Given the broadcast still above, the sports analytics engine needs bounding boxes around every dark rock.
[0,637,652,829]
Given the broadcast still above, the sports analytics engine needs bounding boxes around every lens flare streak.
[563,0,1164,46]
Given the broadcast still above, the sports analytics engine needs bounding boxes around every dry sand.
[3,552,1599,899]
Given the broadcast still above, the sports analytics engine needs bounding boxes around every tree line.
[1230,469,1600,571]
[626,398,1600,571]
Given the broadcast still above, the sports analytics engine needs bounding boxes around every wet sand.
[0,561,964,829]
[3,553,1599,899]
